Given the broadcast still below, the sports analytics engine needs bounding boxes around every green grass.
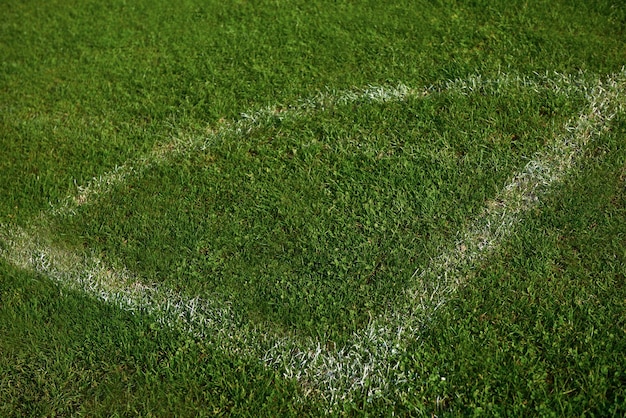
[0,260,316,417]
[1,0,624,222]
[49,83,586,339]
[1,0,625,415]
[386,115,626,416]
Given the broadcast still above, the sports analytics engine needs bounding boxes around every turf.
[48,82,586,339]
[1,0,624,222]
[1,0,625,415]
[383,115,626,416]
[0,259,316,417]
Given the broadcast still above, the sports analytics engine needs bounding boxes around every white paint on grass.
[48,71,580,217]
[1,69,624,407]
[49,83,429,218]
[265,70,626,404]
[0,225,272,355]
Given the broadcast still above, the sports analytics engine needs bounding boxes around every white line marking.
[0,226,257,349]
[48,71,584,217]
[264,70,625,404]
[48,84,427,218]
[1,70,623,407]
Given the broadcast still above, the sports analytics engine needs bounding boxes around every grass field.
[1,0,625,415]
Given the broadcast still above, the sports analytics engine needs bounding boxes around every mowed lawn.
[1,0,625,416]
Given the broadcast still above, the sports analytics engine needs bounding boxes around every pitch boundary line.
[49,71,590,218]
[1,70,624,406]
[270,70,625,404]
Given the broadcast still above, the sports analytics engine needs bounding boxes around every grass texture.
[1,0,625,415]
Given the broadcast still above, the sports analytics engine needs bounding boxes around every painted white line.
[0,225,275,355]
[48,70,586,217]
[1,70,623,407]
[265,70,626,404]
[48,83,428,218]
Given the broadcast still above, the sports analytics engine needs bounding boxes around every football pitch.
[1,1,625,415]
